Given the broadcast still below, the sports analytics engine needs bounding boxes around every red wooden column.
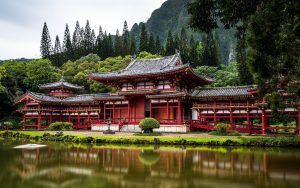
[50,112,53,124]
[77,112,80,128]
[297,109,300,136]
[262,108,266,135]
[166,99,169,123]
[127,100,130,122]
[112,102,115,124]
[150,100,152,118]
[177,98,181,124]
[87,112,91,128]
[247,109,251,133]
[214,110,217,127]
[37,112,41,130]
[68,112,71,123]
[23,114,27,130]
[104,103,106,122]
[229,110,233,130]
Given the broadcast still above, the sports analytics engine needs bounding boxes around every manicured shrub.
[139,118,160,133]
[3,121,13,130]
[48,122,73,131]
[216,123,230,133]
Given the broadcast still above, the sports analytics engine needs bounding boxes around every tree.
[83,20,93,55]
[155,36,161,54]
[139,24,148,52]
[122,21,130,56]
[179,27,189,62]
[96,26,104,58]
[0,66,6,93]
[194,61,240,87]
[72,21,82,60]
[187,0,300,114]
[62,24,72,62]
[130,33,137,56]
[139,118,160,133]
[189,35,199,68]
[114,30,122,56]
[201,32,221,67]
[148,33,155,54]
[53,35,63,66]
[24,59,61,91]
[165,30,175,55]
[40,22,52,58]
[236,29,253,85]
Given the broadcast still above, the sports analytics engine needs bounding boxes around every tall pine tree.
[148,33,155,54]
[139,24,148,52]
[83,20,93,55]
[155,36,161,54]
[63,24,72,62]
[165,30,175,55]
[40,22,52,59]
[130,33,136,56]
[72,21,81,60]
[53,35,63,66]
[114,29,122,56]
[122,21,130,56]
[201,32,221,67]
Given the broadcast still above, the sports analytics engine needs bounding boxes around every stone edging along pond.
[1,131,300,147]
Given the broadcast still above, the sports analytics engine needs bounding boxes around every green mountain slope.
[130,0,236,65]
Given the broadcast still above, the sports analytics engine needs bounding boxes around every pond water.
[0,139,299,188]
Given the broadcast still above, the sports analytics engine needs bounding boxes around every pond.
[0,139,299,188]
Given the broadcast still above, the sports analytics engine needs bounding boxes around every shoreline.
[1,131,300,147]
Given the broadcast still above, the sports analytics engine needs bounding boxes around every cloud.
[0,0,166,59]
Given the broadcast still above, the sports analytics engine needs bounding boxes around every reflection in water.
[0,140,300,188]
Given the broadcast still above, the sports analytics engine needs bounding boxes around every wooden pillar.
[167,99,169,123]
[88,112,90,127]
[112,102,115,124]
[177,98,181,124]
[37,112,41,130]
[23,114,27,130]
[127,100,130,122]
[68,112,71,123]
[77,112,80,128]
[262,108,266,135]
[214,110,217,127]
[247,109,251,133]
[150,99,152,118]
[104,103,106,122]
[297,109,300,136]
[229,110,233,130]
[50,112,53,124]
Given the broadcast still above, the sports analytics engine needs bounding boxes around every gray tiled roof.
[90,53,190,79]
[146,92,187,98]
[39,77,84,90]
[27,91,120,103]
[191,86,255,98]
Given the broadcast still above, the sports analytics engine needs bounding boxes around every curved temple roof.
[191,86,256,99]
[39,76,84,90]
[22,91,123,104]
[90,53,212,85]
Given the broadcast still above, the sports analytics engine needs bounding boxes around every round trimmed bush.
[216,123,230,134]
[48,122,73,131]
[139,118,160,133]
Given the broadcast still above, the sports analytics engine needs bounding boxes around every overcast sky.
[0,0,166,60]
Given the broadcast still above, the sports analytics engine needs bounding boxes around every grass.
[1,130,300,147]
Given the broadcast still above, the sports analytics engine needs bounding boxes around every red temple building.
[17,53,300,134]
